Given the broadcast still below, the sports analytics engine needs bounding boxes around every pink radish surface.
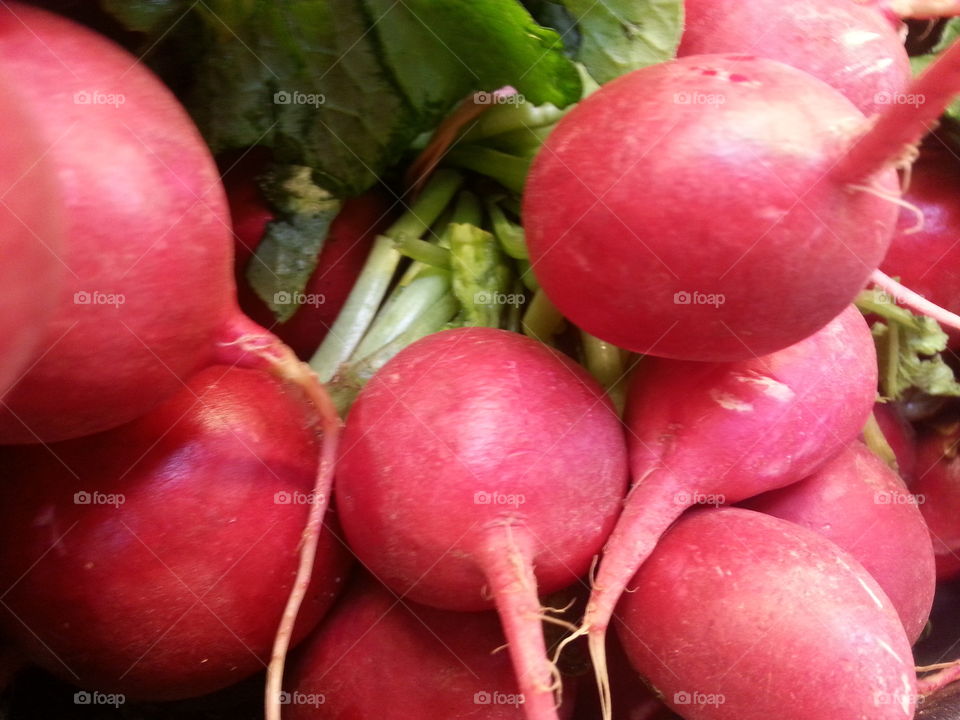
[678,0,911,115]
[743,441,935,642]
[578,306,878,715]
[880,145,960,348]
[336,327,628,720]
[0,3,247,443]
[912,423,960,580]
[0,69,63,398]
[523,54,900,362]
[0,366,350,700]
[616,507,917,720]
[288,575,575,719]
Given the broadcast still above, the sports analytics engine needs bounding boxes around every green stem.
[353,271,451,361]
[581,331,624,391]
[444,146,530,194]
[395,237,452,268]
[863,410,900,472]
[309,170,462,381]
[460,101,566,141]
[486,200,528,259]
[884,322,901,400]
[522,289,565,343]
[330,293,459,415]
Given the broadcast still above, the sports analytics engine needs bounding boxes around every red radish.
[336,327,629,720]
[871,401,918,482]
[524,39,960,362]
[0,4,331,444]
[678,0,912,115]
[743,442,935,642]
[288,575,575,719]
[223,155,394,360]
[575,306,877,717]
[911,422,960,580]
[616,508,917,720]
[0,69,63,397]
[880,145,960,348]
[0,366,350,700]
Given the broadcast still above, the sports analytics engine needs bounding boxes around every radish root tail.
[589,629,613,720]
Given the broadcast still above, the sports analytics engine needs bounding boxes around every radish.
[572,305,878,717]
[743,442,936,642]
[911,421,960,580]
[223,155,394,360]
[336,327,629,720]
[287,574,575,719]
[0,3,330,444]
[0,366,350,700]
[0,69,63,398]
[678,0,912,115]
[616,507,917,720]
[523,41,960,362]
[879,145,960,348]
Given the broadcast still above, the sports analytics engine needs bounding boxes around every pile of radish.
[7,1,960,720]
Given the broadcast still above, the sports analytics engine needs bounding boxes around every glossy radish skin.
[912,423,960,580]
[678,0,911,115]
[0,366,350,700]
[0,3,240,443]
[337,327,628,720]
[224,157,393,360]
[523,55,899,362]
[288,576,575,720]
[616,508,916,720]
[880,146,960,348]
[580,306,878,712]
[0,70,63,398]
[743,442,935,642]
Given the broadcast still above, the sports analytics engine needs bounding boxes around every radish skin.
[336,327,629,720]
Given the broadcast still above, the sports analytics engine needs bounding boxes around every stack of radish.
[3,1,960,720]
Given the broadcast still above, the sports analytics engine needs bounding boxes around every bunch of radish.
[7,1,960,720]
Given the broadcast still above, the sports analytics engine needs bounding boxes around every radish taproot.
[287,575,574,719]
[0,366,350,700]
[616,507,917,720]
[336,327,629,720]
[0,69,63,398]
[743,442,935,642]
[524,41,960,362]
[573,305,878,718]
[678,0,912,115]
[0,3,332,444]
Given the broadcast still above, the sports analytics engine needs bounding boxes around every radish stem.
[522,290,565,343]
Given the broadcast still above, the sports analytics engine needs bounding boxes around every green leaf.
[858,288,960,399]
[559,0,683,84]
[449,223,514,327]
[245,166,342,322]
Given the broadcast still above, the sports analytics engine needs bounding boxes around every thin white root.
[871,269,960,331]
[846,182,925,233]
[550,625,588,667]
[590,630,614,720]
